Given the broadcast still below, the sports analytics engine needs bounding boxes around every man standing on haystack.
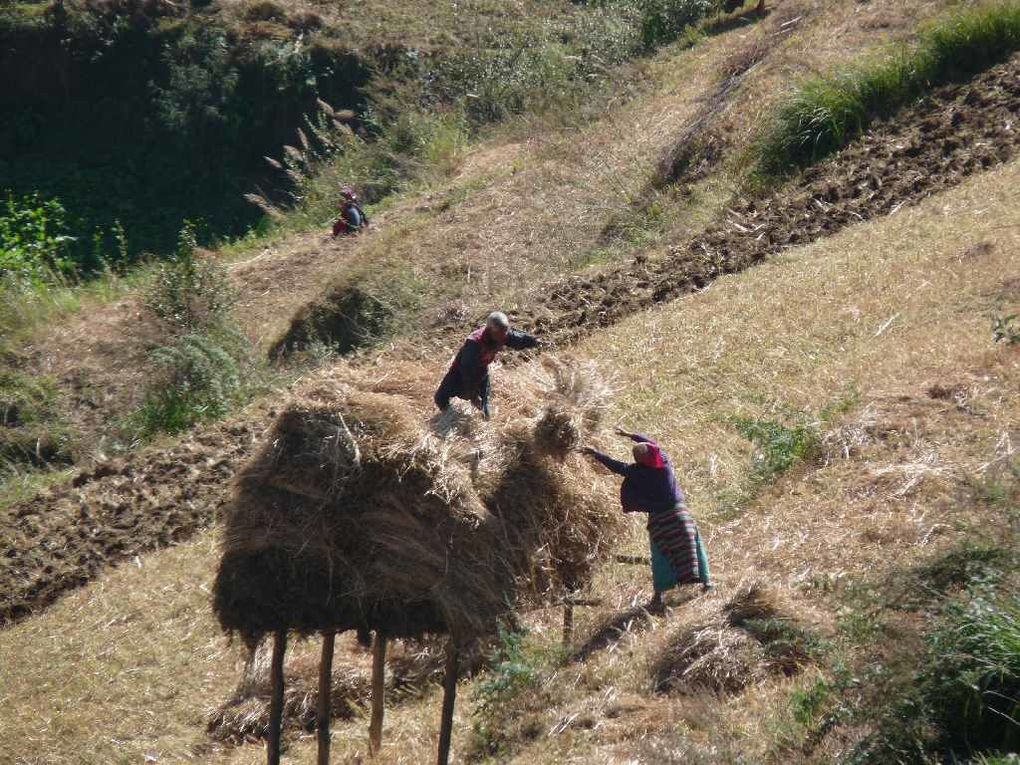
[434,311,541,420]
[583,428,712,612]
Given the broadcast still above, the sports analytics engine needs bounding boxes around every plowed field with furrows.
[0,418,266,626]
[507,53,1020,345]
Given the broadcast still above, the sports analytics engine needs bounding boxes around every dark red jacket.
[441,326,539,401]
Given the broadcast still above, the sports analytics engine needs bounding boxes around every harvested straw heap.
[213,356,621,646]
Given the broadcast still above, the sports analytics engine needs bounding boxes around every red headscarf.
[635,441,666,469]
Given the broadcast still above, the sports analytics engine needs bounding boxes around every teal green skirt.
[650,529,711,592]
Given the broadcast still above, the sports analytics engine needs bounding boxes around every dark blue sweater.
[591,434,685,514]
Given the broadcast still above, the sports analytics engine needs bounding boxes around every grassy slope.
[2,152,1017,764]
[269,0,955,349]
[10,0,960,461]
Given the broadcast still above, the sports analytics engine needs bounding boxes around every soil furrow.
[0,418,267,626]
[511,54,1020,346]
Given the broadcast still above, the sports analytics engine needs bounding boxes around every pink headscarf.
[634,441,665,469]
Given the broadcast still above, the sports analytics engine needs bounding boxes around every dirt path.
[3,53,1019,629]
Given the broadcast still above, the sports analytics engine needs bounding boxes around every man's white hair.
[486,311,510,330]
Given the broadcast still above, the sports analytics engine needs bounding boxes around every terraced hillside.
[1,1,1019,763]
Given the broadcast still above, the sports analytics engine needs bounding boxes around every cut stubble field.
[1,153,1017,764]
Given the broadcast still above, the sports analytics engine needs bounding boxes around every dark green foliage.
[134,331,246,436]
[150,26,240,145]
[994,314,1020,345]
[754,2,1020,177]
[0,4,370,257]
[637,0,715,50]
[0,194,75,284]
[729,415,820,482]
[924,591,1020,755]
[848,544,1020,763]
[144,223,237,333]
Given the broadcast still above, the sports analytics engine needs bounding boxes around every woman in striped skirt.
[582,428,711,612]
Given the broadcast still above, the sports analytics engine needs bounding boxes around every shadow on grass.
[569,591,699,664]
[702,5,770,38]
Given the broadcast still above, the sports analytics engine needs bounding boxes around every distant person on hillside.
[582,429,711,612]
[332,185,369,236]
[434,311,541,420]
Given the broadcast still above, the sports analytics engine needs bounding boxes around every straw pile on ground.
[651,582,818,696]
[213,356,621,645]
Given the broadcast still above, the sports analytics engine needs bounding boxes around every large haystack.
[213,357,620,645]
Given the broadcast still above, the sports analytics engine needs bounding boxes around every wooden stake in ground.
[369,631,387,756]
[436,640,459,765]
[317,630,336,765]
[268,630,287,765]
[562,603,574,646]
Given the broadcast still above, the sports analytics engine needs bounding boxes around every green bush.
[0,370,75,469]
[924,590,1020,755]
[729,415,820,483]
[134,222,258,436]
[994,314,1020,345]
[754,2,1020,177]
[472,628,543,757]
[151,26,240,146]
[433,39,574,125]
[849,549,1020,764]
[144,223,237,333]
[637,0,716,50]
[0,194,75,286]
[0,370,57,428]
[133,331,246,436]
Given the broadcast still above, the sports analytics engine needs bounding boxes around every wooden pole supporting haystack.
[317,630,336,765]
[268,630,287,765]
[369,632,388,757]
[562,603,574,646]
[436,640,459,765]
[615,554,651,566]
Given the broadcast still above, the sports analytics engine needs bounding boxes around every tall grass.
[0,266,141,348]
[925,590,1020,755]
[754,2,1020,177]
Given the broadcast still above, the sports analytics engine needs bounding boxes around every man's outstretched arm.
[505,329,541,351]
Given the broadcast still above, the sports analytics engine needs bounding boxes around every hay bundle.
[208,645,370,744]
[652,623,765,696]
[652,583,817,696]
[213,356,620,645]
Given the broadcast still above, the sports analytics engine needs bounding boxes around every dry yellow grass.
[3,149,1017,764]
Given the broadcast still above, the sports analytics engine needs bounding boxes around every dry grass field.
[2,147,1016,762]
[18,0,961,446]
